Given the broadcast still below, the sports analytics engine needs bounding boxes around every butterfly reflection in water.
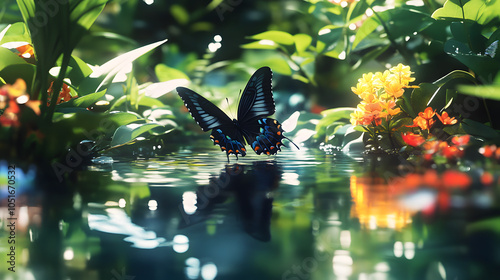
[176,67,298,160]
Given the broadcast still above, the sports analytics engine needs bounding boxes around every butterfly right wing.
[176,87,247,158]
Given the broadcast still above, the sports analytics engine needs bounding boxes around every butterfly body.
[177,67,296,160]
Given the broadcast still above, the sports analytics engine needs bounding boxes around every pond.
[2,147,500,280]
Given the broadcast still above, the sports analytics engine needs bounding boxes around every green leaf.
[426,70,477,109]
[255,56,292,75]
[247,31,294,46]
[0,23,31,44]
[294,33,312,55]
[461,119,500,140]
[432,0,500,25]
[125,72,139,111]
[137,95,164,108]
[56,89,106,109]
[155,64,190,82]
[316,26,343,53]
[458,85,500,101]
[410,83,439,114]
[0,47,27,72]
[66,55,93,86]
[105,111,142,126]
[315,107,354,138]
[352,14,382,50]
[110,122,165,147]
[170,4,189,25]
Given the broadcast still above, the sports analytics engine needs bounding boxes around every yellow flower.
[384,81,405,98]
[390,63,415,86]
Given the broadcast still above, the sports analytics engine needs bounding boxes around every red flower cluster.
[479,145,500,161]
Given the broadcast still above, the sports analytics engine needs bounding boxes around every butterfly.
[176,67,298,160]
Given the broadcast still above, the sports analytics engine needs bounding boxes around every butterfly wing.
[242,118,289,155]
[237,67,275,123]
[235,67,296,155]
[176,87,247,158]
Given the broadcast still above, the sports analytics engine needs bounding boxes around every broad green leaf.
[317,26,343,53]
[411,83,439,114]
[461,119,500,140]
[458,85,500,101]
[110,122,165,147]
[432,0,500,25]
[155,64,190,82]
[316,107,354,137]
[426,70,477,109]
[248,31,294,46]
[0,47,27,72]
[0,23,31,44]
[106,111,142,126]
[66,55,93,86]
[137,95,164,108]
[56,89,106,108]
[256,56,292,75]
[352,14,381,50]
[294,34,312,55]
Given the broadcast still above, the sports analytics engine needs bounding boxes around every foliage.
[0,1,189,164]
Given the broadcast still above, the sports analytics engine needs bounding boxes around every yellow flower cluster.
[350,63,415,126]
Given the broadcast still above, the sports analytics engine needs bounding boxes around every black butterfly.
[176,67,297,160]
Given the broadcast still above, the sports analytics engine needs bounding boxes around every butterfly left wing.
[177,87,232,132]
[176,87,247,159]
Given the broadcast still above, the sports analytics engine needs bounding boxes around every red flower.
[441,170,471,189]
[402,132,425,147]
[442,145,464,159]
[451,135,470,147]
[479,145,497,158]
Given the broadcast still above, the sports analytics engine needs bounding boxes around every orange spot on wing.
[255,146,260,151]
[228,150,233,153]
[277,131,282,135]
[221,147,226,150]
[215,140,219,143]
[270,146,275,150]
[241,147,246,152]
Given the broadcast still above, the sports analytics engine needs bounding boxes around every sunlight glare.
[148,200,158,211]
[201,262,218,280]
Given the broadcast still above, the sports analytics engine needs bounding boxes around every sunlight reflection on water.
[7,148,500,280]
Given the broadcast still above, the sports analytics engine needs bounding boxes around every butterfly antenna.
[285,136,300,150]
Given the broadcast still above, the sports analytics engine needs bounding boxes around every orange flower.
[16,44,34,59]
[47,82,76,105]
[402,132,425,147]
[407,116,435,130]
[437,111,457,125]
[419,107,435,120]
